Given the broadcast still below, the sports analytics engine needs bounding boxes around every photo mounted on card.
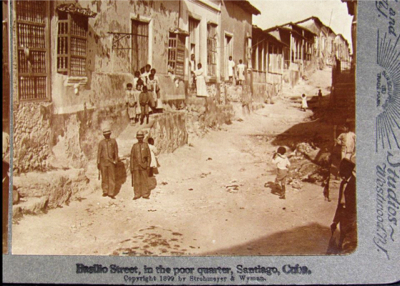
[2,0,399,285]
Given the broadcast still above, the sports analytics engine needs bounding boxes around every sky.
[250,0,354,51]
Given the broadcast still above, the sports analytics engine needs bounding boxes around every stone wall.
[148,112,188,154]
[49,103,130,169]
[13,102,53,173]
[13,99,129,174]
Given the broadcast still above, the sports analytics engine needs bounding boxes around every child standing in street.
[272,146,291,199]
[139,86,150,125]
[147,73,160,111]
[125,83,137,125]
[301,94,308,111]
[147,137,159,177]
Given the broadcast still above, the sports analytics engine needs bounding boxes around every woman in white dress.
[194,63,208,97]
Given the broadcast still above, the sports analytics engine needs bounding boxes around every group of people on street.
[97,123,159,200]
[271,121,356,254]
[188,55,247,98]
[227,56,247,85]
[298,89,324,112]
[125,64,162,125]
[326,122,356,253]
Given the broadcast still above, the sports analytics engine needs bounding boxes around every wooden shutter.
[131,20,148,72]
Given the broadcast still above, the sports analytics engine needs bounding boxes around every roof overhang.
[57,3,97,18]
[236,0,261,15]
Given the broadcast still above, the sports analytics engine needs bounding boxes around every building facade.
[7,0,260,173]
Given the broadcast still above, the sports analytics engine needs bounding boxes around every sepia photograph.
[3,0,357,257]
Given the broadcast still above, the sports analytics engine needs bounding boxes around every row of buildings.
[3,0,352,109]
[2,0,353,173]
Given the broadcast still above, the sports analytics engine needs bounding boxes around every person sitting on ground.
[301,93,308,111]
[272,146,291,200]
[147,137,159,177]
[139,86,151,125]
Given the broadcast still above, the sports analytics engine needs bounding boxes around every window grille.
[167,32,185,78]
[131,20,148,72]
[57,11,88,76]
[16,0,48,101]
[207,24,217,77]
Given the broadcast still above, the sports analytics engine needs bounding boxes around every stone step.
[13,197,49,218]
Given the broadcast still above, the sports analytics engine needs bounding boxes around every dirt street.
[12,69,339,256]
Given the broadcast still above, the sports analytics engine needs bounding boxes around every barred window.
[167,32,185,78]
[207,24,217,77]
[57,11,88,77]
[16,0,48,101]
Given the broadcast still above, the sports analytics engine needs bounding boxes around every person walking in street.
[237,59,246,85]
[130,130,151,200]
[228,56,235,84]
[336,123,356,160]
[97,123,119,199]
[301,93,308,111]
[139,86,151,125]
[272,146,291,200]
[194,63,208,97]
[328,156,356,254]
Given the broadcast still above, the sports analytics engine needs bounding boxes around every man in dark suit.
[130,130,151,200]
[97,123,118,199]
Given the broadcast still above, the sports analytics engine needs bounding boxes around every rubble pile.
[285,142,331,189]
[12,168,91,217]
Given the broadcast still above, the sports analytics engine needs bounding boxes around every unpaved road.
[12,69,339,256]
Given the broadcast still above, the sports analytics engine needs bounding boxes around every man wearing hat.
[97,123,119,199]
[130,130,151,200]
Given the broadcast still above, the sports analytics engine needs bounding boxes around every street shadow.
[114,161,127,196]
[271,119,332,150]
[264,181,281,196]
[148,176,158,192]
[201,223,333,256]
